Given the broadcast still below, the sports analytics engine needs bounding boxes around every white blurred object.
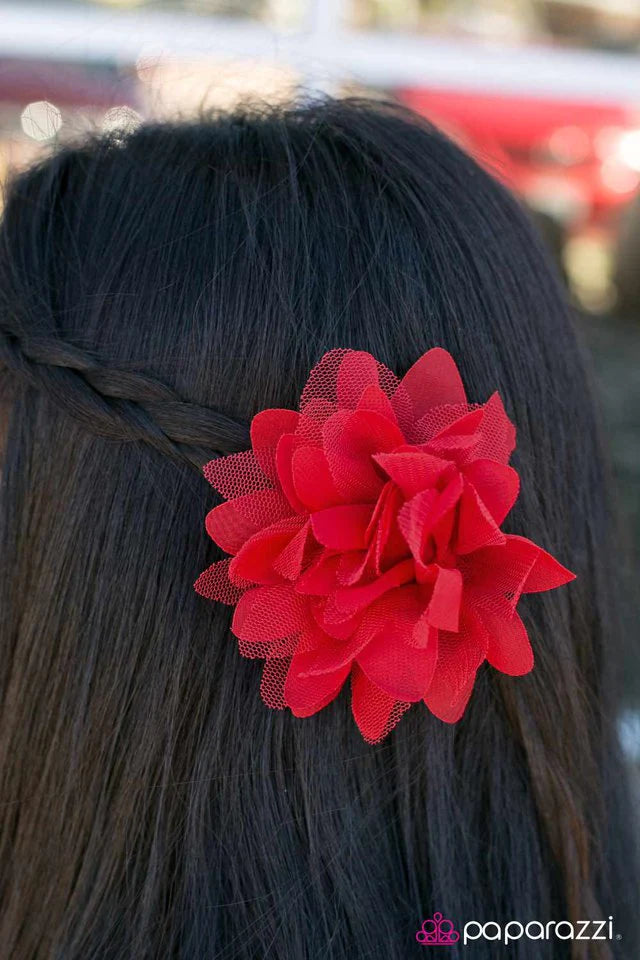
[140,56,296,115]
[617,129,640,172]
[619,709,640,763]
[102,105,143,132]
[20,100,62,141]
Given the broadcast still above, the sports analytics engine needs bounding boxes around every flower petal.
[285,653,350,717]
[425,672,476,724]
[300,350,342,410]
[357,384,397,422]
[298,629,372,675]
[194,558,244,605]
[472,392,516,465]
[422,611,488,723]
[259,657,291,709]
[374,450,451,498]
[351,665,410,743]
[291,445,343,511]
[411,403,474,445]
[311,503,374,551]
[427,395,515,467]
[205,490,293,555]
[366,482,408,573]
[323,409,405,501]
[297,399,336,441]
[337,351,380,408]
[276,434,307,513]
[397,488,438,560]
[456,481,506,555]
[357,621,438,702]
[203,450,271,500]
[463,459,520,526]
[464,535,575,605]
[333,559,415,616]
[251,409,300,481]
[398,474,463,564]
[426,566,463,632]
[511,536,576,593]
[482,609,534,676]
[206,501,257,556]
[229,518,306,585]
[426,408,484,460]
[272,522,311,581]
[398,348,467,420]
[312,597,363,639]
[296,554,342,596]
[232,584,307,643]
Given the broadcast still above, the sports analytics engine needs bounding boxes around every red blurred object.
[0,58,138,110]
[398,86,640,235]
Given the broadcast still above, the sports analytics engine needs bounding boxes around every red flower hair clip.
[195,348,575,743]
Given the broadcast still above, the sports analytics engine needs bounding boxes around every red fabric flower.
[195,348,575,743]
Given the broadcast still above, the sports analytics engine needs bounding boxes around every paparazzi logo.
[416,913,460,945]
[416,913,620,946]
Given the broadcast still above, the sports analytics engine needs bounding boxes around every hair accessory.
[195,348,575,743]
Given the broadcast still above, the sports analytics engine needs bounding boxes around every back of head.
[0,99,636,959]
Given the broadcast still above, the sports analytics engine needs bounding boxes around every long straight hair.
[0,99,637,959]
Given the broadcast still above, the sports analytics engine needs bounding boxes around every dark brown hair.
[0,99,636,959]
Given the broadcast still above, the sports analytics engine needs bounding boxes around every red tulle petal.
[291,445,343,511]
[272,522,311,581]
[357,383,398,422]
[357,621,438,702]
[323,409,404,501]
[194,558,244,605]
[482,609,534,676]
[205,490,293,555]
[232,584,307,643]
[425,671,476,724]
[297,398,336,442]
[398,347,467,419]
[203,450,271,501]
[509,536,576,593]
[423,611,488,723]
[295,554,342,596]
[275,433,307,513]
[426,409,484,460]
[374,449,451,498]
[411,402,475,445]
[472,392,516,465]
[466,535,574,604]
[397,488,438,560]
[351,666,410,743]
[463,459,520,526]
[427,566,463,632]
[258,657,290,709]
[337,351,380,408]
[285,652,350,717]
[205,501,257,556]
[311,503,374,550]
[456,482,506,555]
[398,474,463,564]
[298,628,372,675]
[311,597,363,640]
[229,518,305,585]
[251,408,300,481]
[333,559,415,616]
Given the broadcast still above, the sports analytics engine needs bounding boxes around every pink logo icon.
[416,912,460,945]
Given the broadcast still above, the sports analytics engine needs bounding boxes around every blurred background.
[1,0,638,758]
